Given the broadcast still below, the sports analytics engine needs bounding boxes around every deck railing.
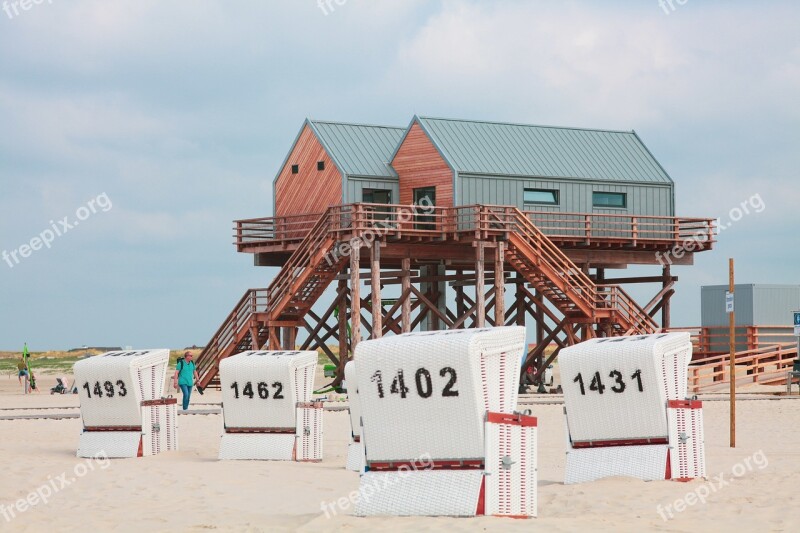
[234,204,716,251]
[688,343,798,393]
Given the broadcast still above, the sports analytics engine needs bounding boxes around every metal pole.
[729,258,736,448]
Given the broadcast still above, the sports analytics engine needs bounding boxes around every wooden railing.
[597,285,660,334]
[196,288,268,384]
[524,211,715,247]
[666,325,796,356]
[688,343,798,392]
[234,204,716,252]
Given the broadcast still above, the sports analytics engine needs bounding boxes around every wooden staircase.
[196,209,345,387]
[265,208,347,322]
[504,207,658,335]
[195,288,269,389]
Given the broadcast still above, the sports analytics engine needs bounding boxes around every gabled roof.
[409,116,673,184]
[307,119,405,179]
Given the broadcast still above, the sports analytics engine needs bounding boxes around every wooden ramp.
[689,343,798,393]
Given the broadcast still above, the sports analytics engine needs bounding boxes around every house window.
[291,164,299,174]
[317,161,325,171]
[362,189,391,204]
[523,188,559,206]
[593,192,627,208]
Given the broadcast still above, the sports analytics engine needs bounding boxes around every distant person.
[173,352,200,410]
[17,357,28,387]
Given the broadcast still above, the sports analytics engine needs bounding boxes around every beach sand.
[1,373,798,532]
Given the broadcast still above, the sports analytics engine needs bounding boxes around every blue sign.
[795,312,800,326]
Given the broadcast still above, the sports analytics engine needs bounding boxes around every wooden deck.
[234,203,715,267]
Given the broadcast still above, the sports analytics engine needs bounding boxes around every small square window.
[523,188,559,205]
[593,192,627,208]
[317,161,325,171]
[291,164,299,174]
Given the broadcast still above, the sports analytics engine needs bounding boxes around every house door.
[413,187,436,230]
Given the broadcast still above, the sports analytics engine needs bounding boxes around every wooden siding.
[393,123,454,207]
[275,125,342,217]
[457,175,674,216]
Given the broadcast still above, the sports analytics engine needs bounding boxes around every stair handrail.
[195,287,268,379]
[505,207,598,310]
[265,206,338,319]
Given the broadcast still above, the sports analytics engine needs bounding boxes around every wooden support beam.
[350,243,361,349]
[370,241,382,339]
[334,270,419,281]
[401,257,411,333]
[515,277,526,327]
[593,274,679,285]
[494,241,505,326]
[475,242,485,328]
[281,327,296,350]
[268,326,280,350]
[662,265,672,329]
[338,277,349,365]
[410,285,454,328]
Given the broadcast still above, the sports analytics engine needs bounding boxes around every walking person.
[17,357,28,391]
[172,352,200,411]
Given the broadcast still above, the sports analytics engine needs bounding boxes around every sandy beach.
[0,373,797,532]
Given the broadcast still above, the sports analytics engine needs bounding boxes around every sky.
[1,0,798,350]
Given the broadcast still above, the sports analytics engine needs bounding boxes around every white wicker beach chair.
[218,350,322,461]
[352,326,537,518]
[74,349,177,458]
[560,332,705,483]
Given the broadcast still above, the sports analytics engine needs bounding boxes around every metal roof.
[414,116,673,184]
[308,120,405,179]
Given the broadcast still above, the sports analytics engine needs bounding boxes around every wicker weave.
[565,444,670,484]
[74,349,169,429]
[354,327,525,463]
[560,333,691,443]
[353,471,483,517]
[219,350,316,430]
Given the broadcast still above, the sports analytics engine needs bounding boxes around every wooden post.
[516,277,525,327]
[268,326,280,350]
[662,265,672,330]
[351,243,362,349]
[455,269,466,328]
[401,257,411,333]
[337,277,348,363]
[535,289,544,345]
[371,241,382,339]
[494,242,505,326]
[281,326,296,350]
[475,242,485,328]
[729,258,736,448]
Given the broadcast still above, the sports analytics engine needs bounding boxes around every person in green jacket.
[172,352,200,410]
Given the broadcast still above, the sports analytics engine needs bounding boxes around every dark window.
[523,188,559,205]
[593,192,627,208]
[413,187,436,230]
[363,189,391,204]
[317,161,325,171]
[291,164,299,174]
